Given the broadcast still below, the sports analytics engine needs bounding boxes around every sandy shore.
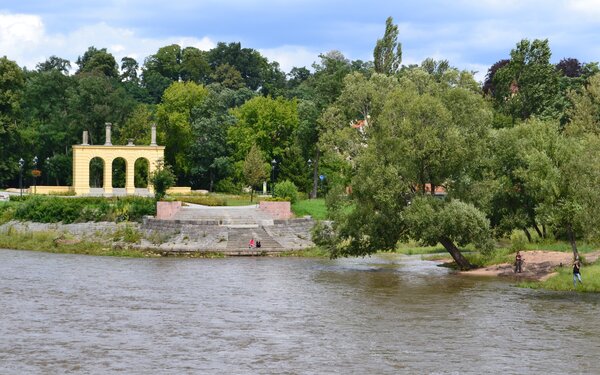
[461,250,600,281]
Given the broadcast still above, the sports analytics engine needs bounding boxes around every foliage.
[492,39,561,121]
[273,180,299,203]
[404,197,494,255]
[0,57,25,187]
[373,16,402,75]
[510,231,528,252]
[149,160,176,201]
[157,81,209,183]
[242,145,268,202]
[4,196,155,223]
[229,95,299,163]
[112,225,142,243]
[175,195,227,206]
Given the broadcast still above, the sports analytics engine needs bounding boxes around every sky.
[1,0,600,82]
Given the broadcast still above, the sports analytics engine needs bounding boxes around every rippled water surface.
[1,249,599,374]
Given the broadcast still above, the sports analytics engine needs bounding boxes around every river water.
[0,249,599,374]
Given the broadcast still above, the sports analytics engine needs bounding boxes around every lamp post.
[32,156,38,194]
[45,157,50,185]
[18,158,24,197]
[307,159,313,199]
[271,159,277,194]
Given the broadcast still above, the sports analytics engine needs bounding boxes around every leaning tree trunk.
[439,237,472,270]
[533,224,543,239]
[566,223,579,259]
[523,227,532,243]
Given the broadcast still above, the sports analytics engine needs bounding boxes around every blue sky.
[1,0,599,81]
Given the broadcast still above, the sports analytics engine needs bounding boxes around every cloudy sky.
[1,0,599,81]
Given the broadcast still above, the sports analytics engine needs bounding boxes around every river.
[0,249,598,374]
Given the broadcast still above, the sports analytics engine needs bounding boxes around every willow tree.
[319,67,493,270]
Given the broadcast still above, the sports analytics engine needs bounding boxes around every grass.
[519,260,600,292]
[522,240,597,253]
[0,228,152,257]
[394,242,447,255]
[292,198,327,219]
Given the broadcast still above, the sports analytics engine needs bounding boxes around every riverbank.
[458,250,600,292]
[0,220,319,258]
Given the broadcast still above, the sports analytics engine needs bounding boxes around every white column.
[105,123,112,146]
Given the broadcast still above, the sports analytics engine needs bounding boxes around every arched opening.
[135,158,149,188]
[89,157,104,187]
[112,157,127,188]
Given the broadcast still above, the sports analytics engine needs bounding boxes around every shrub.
[149,161,175,201]
[273,180,298,203]
[9,196,155,223]
[215,178,241,194]
[510,231,528,252]
[175,195,227,206]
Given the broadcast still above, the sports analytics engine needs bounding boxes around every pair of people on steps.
[248,238,261,250]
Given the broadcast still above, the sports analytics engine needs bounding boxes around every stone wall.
[259,201,293,219]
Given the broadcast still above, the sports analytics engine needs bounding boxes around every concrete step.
[226,227,282,251]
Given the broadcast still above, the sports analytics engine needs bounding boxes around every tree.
[149,160,175,201]
[156,81,209,185]
[210,63,245,89]
[404,197,493,269]
[36,56,71,74]
[492,39,561,121]
[243,145,268,202]
[66,73,137,146]
[320,67,493,266]
[120,57,139,82]
[228,96,299,165]
[0,56,25,187]
[141,44,182,103]
[556,58,582,78]
[482,59,509,96]
[567,73,600,135]
[76,46,119,78]
[189,84,255,190]
[207,42,271,91]
[373,16,402,75]
[180,46,211,83]
[517,119,600,257]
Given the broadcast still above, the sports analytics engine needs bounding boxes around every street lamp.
[307,159,314,199]
[271,159,277,194]
[45,157,50,185]
[18,158,24,197]
[32,156,38,194]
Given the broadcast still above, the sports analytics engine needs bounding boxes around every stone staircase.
[142,204,314,255]
[225,227,283,254]
[171,206,274,227]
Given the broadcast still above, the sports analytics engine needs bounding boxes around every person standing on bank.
[515,251,523,273]
[573,256,583,287]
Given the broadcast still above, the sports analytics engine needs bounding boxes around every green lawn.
[519,261,600,292]
[292,198,327,219]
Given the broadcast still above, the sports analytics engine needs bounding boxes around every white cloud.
[565,0,600,18]
[259,45,320,73]
[0,12,216,70]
